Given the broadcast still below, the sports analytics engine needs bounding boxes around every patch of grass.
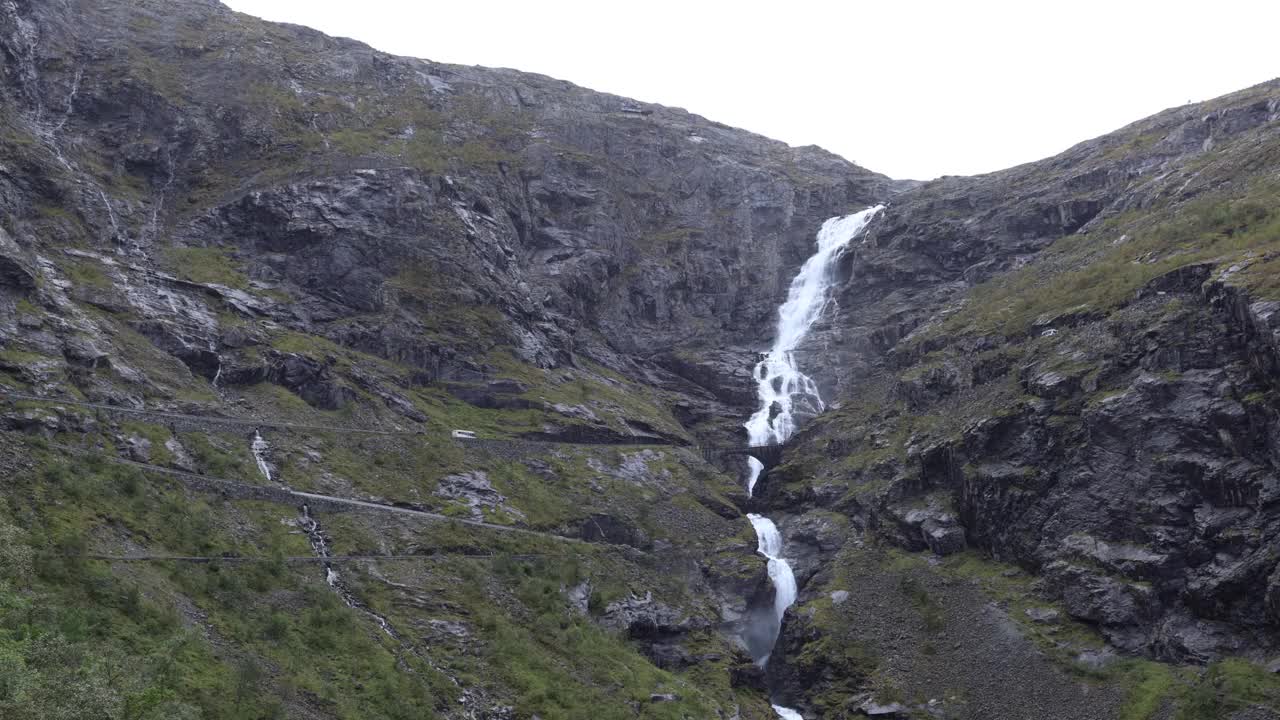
[120,421,177,466]
[1176,658,1280,720]
[927,186,1280,341]
[326,104,448,172]
[61,258,113,289]
[270,330,344,358]
[897,575,945,633]
[387,263,509,344]
[0,347,53,367]
[1118,660,1178,720]
[180,431,257,481]
[165,246,251,289]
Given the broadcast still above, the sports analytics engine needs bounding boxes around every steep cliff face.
[0,0,900,385]
[761,80,1280,717]
[3,1,1280,718]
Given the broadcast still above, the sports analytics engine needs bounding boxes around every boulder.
[601,592,688,639]
[1044,561,1152,627]
[434,471,524,522]
[0,227,36,289]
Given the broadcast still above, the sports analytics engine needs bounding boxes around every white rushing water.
[299,504,397,639]
[771,706,805,720]
[746,456,765,496]
[251,430,273,482]
[744,206,883,720]
[744,207,884,449]
[748,513,798,628]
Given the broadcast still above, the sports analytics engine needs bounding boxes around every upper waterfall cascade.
[743,206,883,720]
[744,207,885,451]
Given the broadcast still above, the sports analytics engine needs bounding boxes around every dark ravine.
[2,1,1280,718]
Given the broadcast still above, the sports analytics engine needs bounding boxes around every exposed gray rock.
[1044,561,1153,628]
[433,471,525,523]
[566,581,591,615]
[1023,607,1060,624]
[602,591,689,639]
[860,698,910,717]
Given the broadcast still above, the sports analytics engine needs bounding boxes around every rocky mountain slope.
[760,80,1280,717]
[1,1,1279,719]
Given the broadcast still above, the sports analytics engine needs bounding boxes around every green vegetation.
[165,246,251,289]
[100,321,218,403]
[443,556,720,719]
[1117,661,1179,720]
[926,186,1280,341]
[879,548,1280,719]
[325,105,447,171]
[897,575,945,633]
[488,352,692,443]
[61,258,113,289]
[276,431,466,503]
[388,263,509,343]
[0,442,450,718]
[1109,656,1280,720]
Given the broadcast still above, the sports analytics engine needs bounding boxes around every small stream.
[248,431,398,639]
[297,503,398,640]
[250,430,273,483]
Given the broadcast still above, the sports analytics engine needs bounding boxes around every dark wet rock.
[728,649,767,691]
[644,644,695,670]
[270,353,356,410]
[921,518,966,556]
[1153,611,1247,663]
[574,513,652,549]
[601,591,688,639]
[655,348,760,408]
[444,381,540,410]
[0,227,35,290]
[1043,561,1153,628]
[884,501,964,556]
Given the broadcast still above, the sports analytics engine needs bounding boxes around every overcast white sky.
[223,0,1277,180]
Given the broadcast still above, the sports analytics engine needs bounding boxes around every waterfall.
[745,207,883,448]
[746,456,764,496]
[299,504,397,639]
[743,206,883,719]
[748,514,798,629]
[97,189,121,240]
[251,430,272,482]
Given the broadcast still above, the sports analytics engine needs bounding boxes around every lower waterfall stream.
[744,206,883,718]
[247,432,399,639]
